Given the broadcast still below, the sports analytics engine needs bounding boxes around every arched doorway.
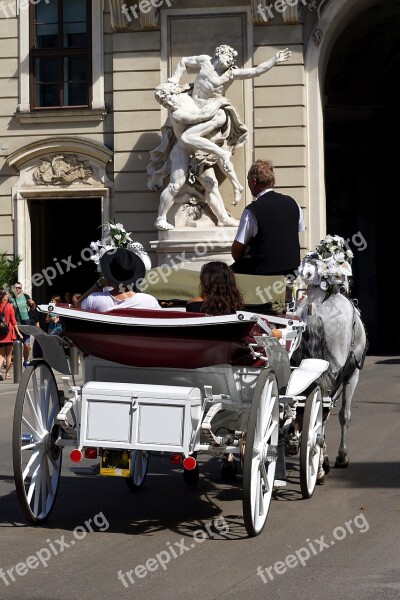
[323,0,400,353]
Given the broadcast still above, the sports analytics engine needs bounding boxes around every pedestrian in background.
[0,289,23,380]
[9,282,37,367]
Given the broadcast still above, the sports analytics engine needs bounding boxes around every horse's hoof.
[322,456,331,474]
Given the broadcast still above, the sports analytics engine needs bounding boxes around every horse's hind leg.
[335,371,359,467]
[317,417,331,484]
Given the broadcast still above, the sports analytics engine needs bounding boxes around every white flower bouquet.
[90,220,152,272]
[299,234,353,300]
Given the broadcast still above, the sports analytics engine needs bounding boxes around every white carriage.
[13,286,331,537]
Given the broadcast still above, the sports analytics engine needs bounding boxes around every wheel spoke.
[21,441,42,452]
[23,449,40,481]
[25,389,44,435]
[22,416,42,441]
[47,399,58,431]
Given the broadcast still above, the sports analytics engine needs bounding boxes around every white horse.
[295,287,368,478]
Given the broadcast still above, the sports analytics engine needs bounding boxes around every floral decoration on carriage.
[89,220,152,272]
[298,234,353,300]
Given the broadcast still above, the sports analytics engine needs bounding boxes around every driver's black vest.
[246,190,301,275]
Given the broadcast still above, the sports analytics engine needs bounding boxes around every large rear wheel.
[12,360,62,523]
[242,370,279,537]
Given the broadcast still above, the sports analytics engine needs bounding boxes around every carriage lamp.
[70,449,83,462]
[182,456,197,470]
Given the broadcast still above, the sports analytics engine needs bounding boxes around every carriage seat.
[57,305,274,370]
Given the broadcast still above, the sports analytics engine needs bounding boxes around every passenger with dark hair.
[186,261,244,315]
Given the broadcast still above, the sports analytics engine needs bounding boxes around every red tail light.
[85,448,98,459]
[169,454,183,464]
[183,456,197,470]
[70,449,83,463]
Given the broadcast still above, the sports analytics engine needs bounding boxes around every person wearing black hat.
[77,248,161,312]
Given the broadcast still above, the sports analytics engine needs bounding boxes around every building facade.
[0,0,398,351]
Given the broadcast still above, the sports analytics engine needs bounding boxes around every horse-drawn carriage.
[12,269,361,537]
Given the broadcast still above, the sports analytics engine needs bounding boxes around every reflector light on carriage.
[84,448,97,459]
[183,456,197,470]
[70,449,83,463]
[169,454,183,464]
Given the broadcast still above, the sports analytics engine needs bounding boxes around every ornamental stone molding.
[109,0,159,30]
[6,137,113,189]
[282,4,300,23]
[252,0,301,24]
[6,137,113,172]
[109,0,128,30]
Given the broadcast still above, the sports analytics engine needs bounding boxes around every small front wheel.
[125,450,149,492]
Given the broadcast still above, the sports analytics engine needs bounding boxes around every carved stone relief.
[32,155,94,186]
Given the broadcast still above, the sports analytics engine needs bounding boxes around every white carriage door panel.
[86,399,132,443]
[137,403,184,446]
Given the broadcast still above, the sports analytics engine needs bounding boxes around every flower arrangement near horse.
[90,221,151,272]
[298,234,353,300]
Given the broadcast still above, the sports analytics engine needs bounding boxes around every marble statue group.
[147,44,291,231]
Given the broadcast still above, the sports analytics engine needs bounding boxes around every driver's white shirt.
[234,189,305,245]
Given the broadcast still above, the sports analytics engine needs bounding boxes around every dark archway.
[324,0,400,353]
[29,197,102,308]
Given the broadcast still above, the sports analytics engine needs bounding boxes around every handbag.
[0,306,9,338]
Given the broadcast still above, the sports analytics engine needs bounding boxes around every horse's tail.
[296,313,335,395]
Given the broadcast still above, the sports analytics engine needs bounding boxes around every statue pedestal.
[150,227,237,270]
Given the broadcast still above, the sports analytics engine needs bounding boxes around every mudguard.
[286,358,329,396]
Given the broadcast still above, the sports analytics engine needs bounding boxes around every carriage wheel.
[12,360,62,524]
[300,385,323,499]
[125,451,149,491]
[242,370,279,537]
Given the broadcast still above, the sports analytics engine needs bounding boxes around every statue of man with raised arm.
[148,44,291,231]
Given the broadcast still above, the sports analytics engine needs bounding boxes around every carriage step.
[70,464,100,476]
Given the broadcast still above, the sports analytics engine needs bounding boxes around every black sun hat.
[100,248,145,291]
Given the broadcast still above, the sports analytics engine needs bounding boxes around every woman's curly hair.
[199,261,244,315]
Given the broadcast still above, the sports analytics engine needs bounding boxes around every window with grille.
[30,0,92,109]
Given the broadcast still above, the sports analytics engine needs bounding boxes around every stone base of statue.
[150,226,237,270]
[150,195,238,269]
